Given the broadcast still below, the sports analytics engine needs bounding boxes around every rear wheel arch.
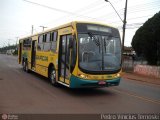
[48,63,55,75]
[48,63,58,86]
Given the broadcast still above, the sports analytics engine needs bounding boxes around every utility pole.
[122,0,128,53]
[31,25,34,34]
[104,0,128,53]
[40,26,47,31]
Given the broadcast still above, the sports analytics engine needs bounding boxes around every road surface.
[0,54,160,114]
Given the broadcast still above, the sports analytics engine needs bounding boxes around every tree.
[131,11,160,65]
[0,45,18,54]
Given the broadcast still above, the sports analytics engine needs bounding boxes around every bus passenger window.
[43,43,50,51]
[53,32,57,41]
[51,31,57,52]
[46,33,50,42]
[38,35,43,51]
[43,33,51,51]
[39,35,43,43]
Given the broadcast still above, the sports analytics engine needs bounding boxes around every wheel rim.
[50,70,56,84]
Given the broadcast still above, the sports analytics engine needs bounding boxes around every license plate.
[98,81,106,85]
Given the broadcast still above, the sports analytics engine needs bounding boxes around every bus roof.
[19,21,118,40]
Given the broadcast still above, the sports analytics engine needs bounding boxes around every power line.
[25,0,124,27]
[88,0,160,20]
[127,0,160,10]
[76,0,123,15]
[107,14,154,24]
[23,0,98,20]
[128,6,160,14]
[99,5,159,21]
[73,0,104,13]
[23,0,159,28]
[1,0,157,47]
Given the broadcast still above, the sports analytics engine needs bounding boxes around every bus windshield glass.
[77,23,121,73]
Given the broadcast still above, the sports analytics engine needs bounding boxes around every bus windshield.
[78,33,121,73]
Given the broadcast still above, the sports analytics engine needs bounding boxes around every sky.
[0,0,160,47]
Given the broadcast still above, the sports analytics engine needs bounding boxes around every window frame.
[38,34,44,51]
[37,31,58,51]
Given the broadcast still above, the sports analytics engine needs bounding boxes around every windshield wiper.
[88,32,100,46]
[103,36,112,53]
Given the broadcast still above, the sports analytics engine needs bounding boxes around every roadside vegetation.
[132,11,160,66]
[0,44,18,55]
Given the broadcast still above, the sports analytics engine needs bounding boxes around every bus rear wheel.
[49,67,58,86]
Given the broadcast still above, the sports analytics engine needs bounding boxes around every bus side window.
[51,31,57,52]
[43,33,51,51]
[38,35,43,51]
[23,38,31,50]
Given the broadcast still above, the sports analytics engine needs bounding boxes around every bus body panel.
[18,21,122,88]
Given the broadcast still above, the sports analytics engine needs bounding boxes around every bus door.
[31,40,36,69]
[18,42,22,64]
[59,35,72,83]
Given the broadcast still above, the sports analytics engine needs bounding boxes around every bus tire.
[49,67,58,86]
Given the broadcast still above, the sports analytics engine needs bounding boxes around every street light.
[105,0,123,23]
[40,26,47,31]
[104,0,128,53]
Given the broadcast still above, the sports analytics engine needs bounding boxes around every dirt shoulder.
[122,72,160,85]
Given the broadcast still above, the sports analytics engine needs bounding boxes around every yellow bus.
[18,21,122,88]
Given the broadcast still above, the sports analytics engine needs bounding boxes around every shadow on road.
[64,88,115,97]
[23,70,116,97]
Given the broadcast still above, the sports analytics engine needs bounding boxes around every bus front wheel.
[49,67,58,86]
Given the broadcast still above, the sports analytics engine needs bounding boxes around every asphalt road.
[0,54,160,114]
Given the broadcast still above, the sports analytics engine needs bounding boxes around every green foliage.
[131,11,160,65]
[13,49,18,55]
[0,45,18,54]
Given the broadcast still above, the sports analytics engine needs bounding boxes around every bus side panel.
[35,51,56,77]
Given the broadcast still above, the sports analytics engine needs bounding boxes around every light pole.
[105,0,128,53]
[40,26,47,32]
[31,25,34,34]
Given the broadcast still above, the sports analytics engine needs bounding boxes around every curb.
[122,76,160,86]
[122,72,160,85]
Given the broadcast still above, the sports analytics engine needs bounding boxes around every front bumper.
[70,75,121,88]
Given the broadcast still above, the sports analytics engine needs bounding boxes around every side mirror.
[69,37,73,48]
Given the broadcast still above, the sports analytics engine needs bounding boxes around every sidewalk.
[122,72,160,85]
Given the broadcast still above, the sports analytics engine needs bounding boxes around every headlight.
[116,73,120,77]
[78,74,88,79]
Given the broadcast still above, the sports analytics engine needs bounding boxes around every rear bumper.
[70,75,121,88]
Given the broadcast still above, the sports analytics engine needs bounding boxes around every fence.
[122,55,160,78]
[134,65,160,78]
